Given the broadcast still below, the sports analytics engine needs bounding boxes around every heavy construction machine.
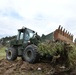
[6,27,41,63]
[5,26,73,63]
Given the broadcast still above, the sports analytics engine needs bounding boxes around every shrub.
[68,44,76,67]
[38,41,76,67]
[38,41,64,56]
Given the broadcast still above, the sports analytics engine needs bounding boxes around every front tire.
[23,44,39,63]
[6,47,17,61]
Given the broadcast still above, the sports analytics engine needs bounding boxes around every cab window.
[20,32,23,40]
[17,31,23,40]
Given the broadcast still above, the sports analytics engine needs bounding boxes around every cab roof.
[18,27,35,33]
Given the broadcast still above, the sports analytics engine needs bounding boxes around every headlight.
[28,41,30,43]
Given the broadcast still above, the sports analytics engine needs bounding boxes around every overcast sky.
[0,0,76,40]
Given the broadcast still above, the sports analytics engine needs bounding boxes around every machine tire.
[23,44,39,63]
[6,47,17,61]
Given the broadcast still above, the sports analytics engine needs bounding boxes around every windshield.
[25,29,35,41]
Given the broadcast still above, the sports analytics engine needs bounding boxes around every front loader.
[5,26,73,63]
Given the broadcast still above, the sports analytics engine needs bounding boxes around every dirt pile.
[0,59,76,75]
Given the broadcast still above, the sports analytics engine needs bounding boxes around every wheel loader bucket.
[54,25,73,44]
[42,25,73,44]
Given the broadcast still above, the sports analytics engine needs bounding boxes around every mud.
[0,59,75,75]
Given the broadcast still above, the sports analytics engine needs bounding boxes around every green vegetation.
[38,42,64,56]
[68,44,76,67]
[0,35,16,46]
[0,46,6,59]
[38,41,76,67]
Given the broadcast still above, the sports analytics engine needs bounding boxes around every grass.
[0,46,6,59]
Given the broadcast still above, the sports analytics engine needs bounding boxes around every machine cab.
[17,27,35,44]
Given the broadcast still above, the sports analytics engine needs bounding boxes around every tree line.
[0,35,17,46]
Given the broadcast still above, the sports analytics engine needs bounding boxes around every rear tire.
[23,44,39,63]
[6,47,17,61]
